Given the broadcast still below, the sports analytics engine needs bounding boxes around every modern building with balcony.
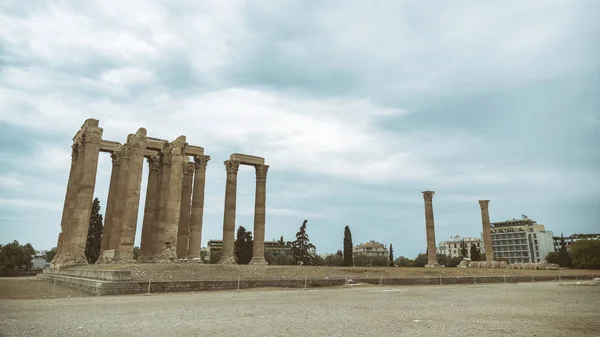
[553,233,600,251]
[353,241,389,258]
[486,217,554,264]
[437,235,482,259]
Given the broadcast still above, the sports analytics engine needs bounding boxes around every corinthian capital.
[255,164,269,181]
[478,200,490,208]
[184,162,195,175]
[111,151,122,166]
[224,160,240,174]
[422,190,435,201]
[83,127,103,144]
[194,155,211,171]
[147,155,160,171]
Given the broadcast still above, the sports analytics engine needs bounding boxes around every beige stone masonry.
[176,161,195,258]
[422,190,440,268]
[187,155,210,259]
[479,200,494,262]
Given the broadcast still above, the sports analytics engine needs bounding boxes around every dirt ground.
[0,278,91,300]
[75,263,599,282]
[1,281,599,337]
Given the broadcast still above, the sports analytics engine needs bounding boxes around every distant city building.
[207,238,311,260]
[553,233,600,251]
[437,235,482,259]
[31,253,47,269]
[353,241,388,258]
[484,217,554,264]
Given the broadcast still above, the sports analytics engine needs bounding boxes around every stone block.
[229,153,265,166]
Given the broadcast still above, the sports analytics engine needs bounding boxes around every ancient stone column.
[219,160,240,264]
[138,156,160,262]
[116,129,147,262]
[108,143,131,251]
[176,161,195,258]
[156,136,186,261]
[149,142,171,260]
[52,142,80,265]
[187,155,210,259]
[60,119,103,267]
[98,151,122,260]
[250,164,269,265]
[479,200,494,262]
[422,190,440,268]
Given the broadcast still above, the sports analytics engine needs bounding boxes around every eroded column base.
[249,257,268,265]
[217,255,237,264]
[50,253,88,269]
[425,263,441,268]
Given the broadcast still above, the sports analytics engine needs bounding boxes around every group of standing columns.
[51,119,270,268]
[218,155,269,265]
[421,191,495,267]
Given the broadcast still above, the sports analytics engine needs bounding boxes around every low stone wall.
[42,268,132,281]
[37,271,599,296]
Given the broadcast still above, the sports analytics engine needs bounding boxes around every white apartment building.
[485,217,554,264]
[353,241,389,258]
[437,235,482,259]
[553,233,600,251]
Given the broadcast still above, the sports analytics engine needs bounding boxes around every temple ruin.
[50,119,269,268]
[479,200,494,262]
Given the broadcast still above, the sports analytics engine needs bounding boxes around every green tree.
[446,256,463,267]
[312,255,325,266]
[45,247,57,263]
[324,253,343,266]
[389,244,394,267]
[343,225,353,266]
[470,244,481,261]
[557,234,572,267]
[133,246,140,260]
[394,256,412,267]
[412,253,428,267]
[437,254,448,266]
[288,220,316,265]
[460,241,468,257]
[546,252,559,264]
[234,226,253,264]
[570,239,600,270]
[0,240,36,272]
[85,197,103,264]
[209,250,222,264]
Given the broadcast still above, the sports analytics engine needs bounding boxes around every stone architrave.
[138,156,160,262]
[98,151,122,259]
[249,165,269,265]
[422,190,440,268]
[187,155,210,259]
[156,136,186,261]
[176,162,195,258]
[59,119,103,267]
[116,129,147,261]
[218,160,240,264]
[149,142,172,260]
[479,200,494,262]
[52,142,81,265]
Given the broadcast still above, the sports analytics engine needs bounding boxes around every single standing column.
[109,144,131,250]
[218,160,240,264]
[479,200,494,262]
[176,162,195,258]
[98,151,122,260]
[187,155,210,259]
[422,190,440,268]
[52,142,80,265]
[61,119,103,267]
[139,156,160,262]
[250,164,269,265]
[150,142,171,260]
[116,129,147,261]
[158,136,186,261]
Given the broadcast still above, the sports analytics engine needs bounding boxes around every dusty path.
[1,282,598,337]
[0,278,91,300]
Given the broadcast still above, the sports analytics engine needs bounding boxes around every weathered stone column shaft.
[150,142,172,260]
[187,155,210,259]
[176,162,195,258]
[250,165,269,265]
[99,151,122,258]
[479,200,494,262]
[139,156,160,262]
[422,190,439,267]
[219,160,240,264]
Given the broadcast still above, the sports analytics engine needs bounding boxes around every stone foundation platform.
[37,268,599,296]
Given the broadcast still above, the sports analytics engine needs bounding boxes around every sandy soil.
[1,282,598,337]
[0,278,91,300]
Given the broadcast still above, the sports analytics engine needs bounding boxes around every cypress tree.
[85,198,103,264]
[343,225,353,266]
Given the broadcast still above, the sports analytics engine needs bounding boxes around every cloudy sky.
[1,1,598,258]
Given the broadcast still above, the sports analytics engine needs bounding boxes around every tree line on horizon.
[2,198,600,271]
